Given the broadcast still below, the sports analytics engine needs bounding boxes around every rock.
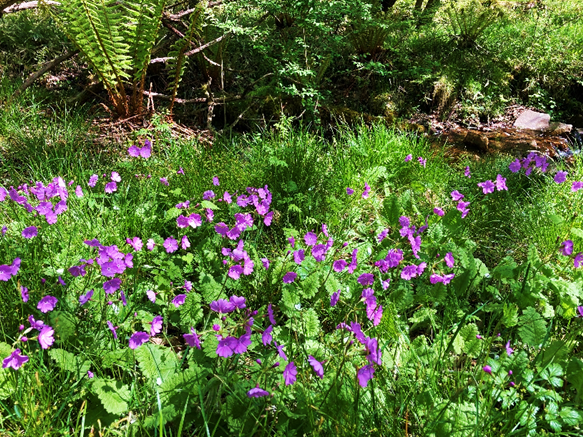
[548,122,572,135]
[514,109,550,131]
[465,130,489,151]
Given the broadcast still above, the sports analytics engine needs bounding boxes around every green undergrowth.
[2,93,583,436]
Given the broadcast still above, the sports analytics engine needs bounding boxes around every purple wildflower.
[22,226,37,239]
[160,177,169,186]
[308,356,324,379]
[333,259,347,272]
[88,174,98,187]
[505,341,514,356]
[283,362,297,386]
[451,190,464,201]
[203,190,215,200]
[362,182,371,199]
[346,187,354,195]
[554,171,567,184]
[495,174,508,191]
[104,182,117,194]
[357,364,375,388]
[268,303,276,325]
[261,258,270,269]
[483,365,492,375]
[283,272,297,284]
[312,244,326,262]
[357,273,374,286]
[405,154,412,162]
[418,157,426,167]
[247,386,269,398]
[37,295,57,313]
[478,180,495,194]
[210,299,236,314]
[464,166,471,178]
[20,285,29,302]
[575,253,583,268]
[150,316,163,336]
[79,289,93,305]
[107,321,118,339]
[38,326,55,349]
[172,294,186,307]
[561,240,574,256]
[184,328,201,349]
[294,249,305,264]
[129,332,149,349]
[445,252,455,268]
[262,325,273,346]
[304,232,317,246]
[163,237,178,253]
[509,159,521,173]
[331,289,340,307]
[457,201,470,218]
[2,349,29,369]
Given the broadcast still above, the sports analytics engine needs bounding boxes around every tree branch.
[2,0,59,14]
[150,33,229,64]
[11,50,79,100]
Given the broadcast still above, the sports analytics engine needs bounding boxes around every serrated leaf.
[502,303,519,328]
[49,348,91,379]
[517,307,547,347]
[200,200,218,210]
[567,358,583,400]
[179,292,203,330]
[199,271,222,302]
[134,344,178,383]
[301,308,320,338]
[202,334,218,359]
[559,407,582,426]
[541,363,564,388]
[300,272,320,299]
[91,378,131,415]
[102,349,134,370]
[460,324,480,357]
[382,195,401,224]
[49,311,76,343]
[280,289,300,316]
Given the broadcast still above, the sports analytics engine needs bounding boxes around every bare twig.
[150,34,229,64]
[166,7,196,21]
[2,0,59,14]
[11,50,79,100]
[143,90,207,104]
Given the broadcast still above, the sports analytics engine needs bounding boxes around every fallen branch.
[2,0,59,14]
[150,33,229,64]
[143,90,207,104]
[11,50,79,100]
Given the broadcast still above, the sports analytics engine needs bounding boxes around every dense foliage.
[0,0,582,125]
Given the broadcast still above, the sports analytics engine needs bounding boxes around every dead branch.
[2,0,59,14]
[150,33,229,64]
[11,50,79,100]
[143,90,207,104]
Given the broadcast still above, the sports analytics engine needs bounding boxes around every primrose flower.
[107,321,118,339]
[377,229,389,242]
[560,240,574,256]
[129,332,149,349]
[181,235,190,250]
[79,289,93,305]
[483,365,492,375]
[38,326,55,349]
[464,166,471,178]
[283,361,298,386]
[160,177,169,186]
[451,190,464,201]
[400,265,418,280]
[554,171,567,184]
[247,386,269,398]
[495,174,508,191]
[20,285,29,302]
[230,295,246,309]
[346,187,354,195]
[103,278,121,295]
[111,172,121,182]
[203,190,215,200]
[172,294,186,307]
[88,174,98,187]
[146,290,156,303]
[433,207,444,216]
[283,272,297,284]
[445,252,455,268]
[457,201,470,218]
[294,249,305,264]
[357,364,375,388]
[362,182,371,199]
[575,253,583,268]
[22,226,38,239]
[184,328,201,349]
[478,180,495,194]
[333,259,347,272]
[505,341,514,356]
[146,239,155,251]
[418,157,426,167]
[261,258,270,269]
[268,303,276,325]
[262,325,273,346]
[2,349,29,370]
[128,142,151,158]
[330,290,340,307]
[104,182,117,194]
[150,316,163,336]
[308,356,324,379]
[210,299,236,313]
[304,232,317,246]
[37,295,58,313]
[509,159,521,173]
[312,244,326,262]
[572,181,583,192]
[357,273,374,286]
[405,154,412,162]
[163,237,178,253]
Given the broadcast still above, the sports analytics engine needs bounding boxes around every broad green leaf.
[134,344,178,384]
[200,200,218,210]
[49,348,91,379]
[517,307,547,347]
[301,308,320,338]
[91,378,131,415]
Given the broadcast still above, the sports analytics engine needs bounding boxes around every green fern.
[56,0,166,116]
